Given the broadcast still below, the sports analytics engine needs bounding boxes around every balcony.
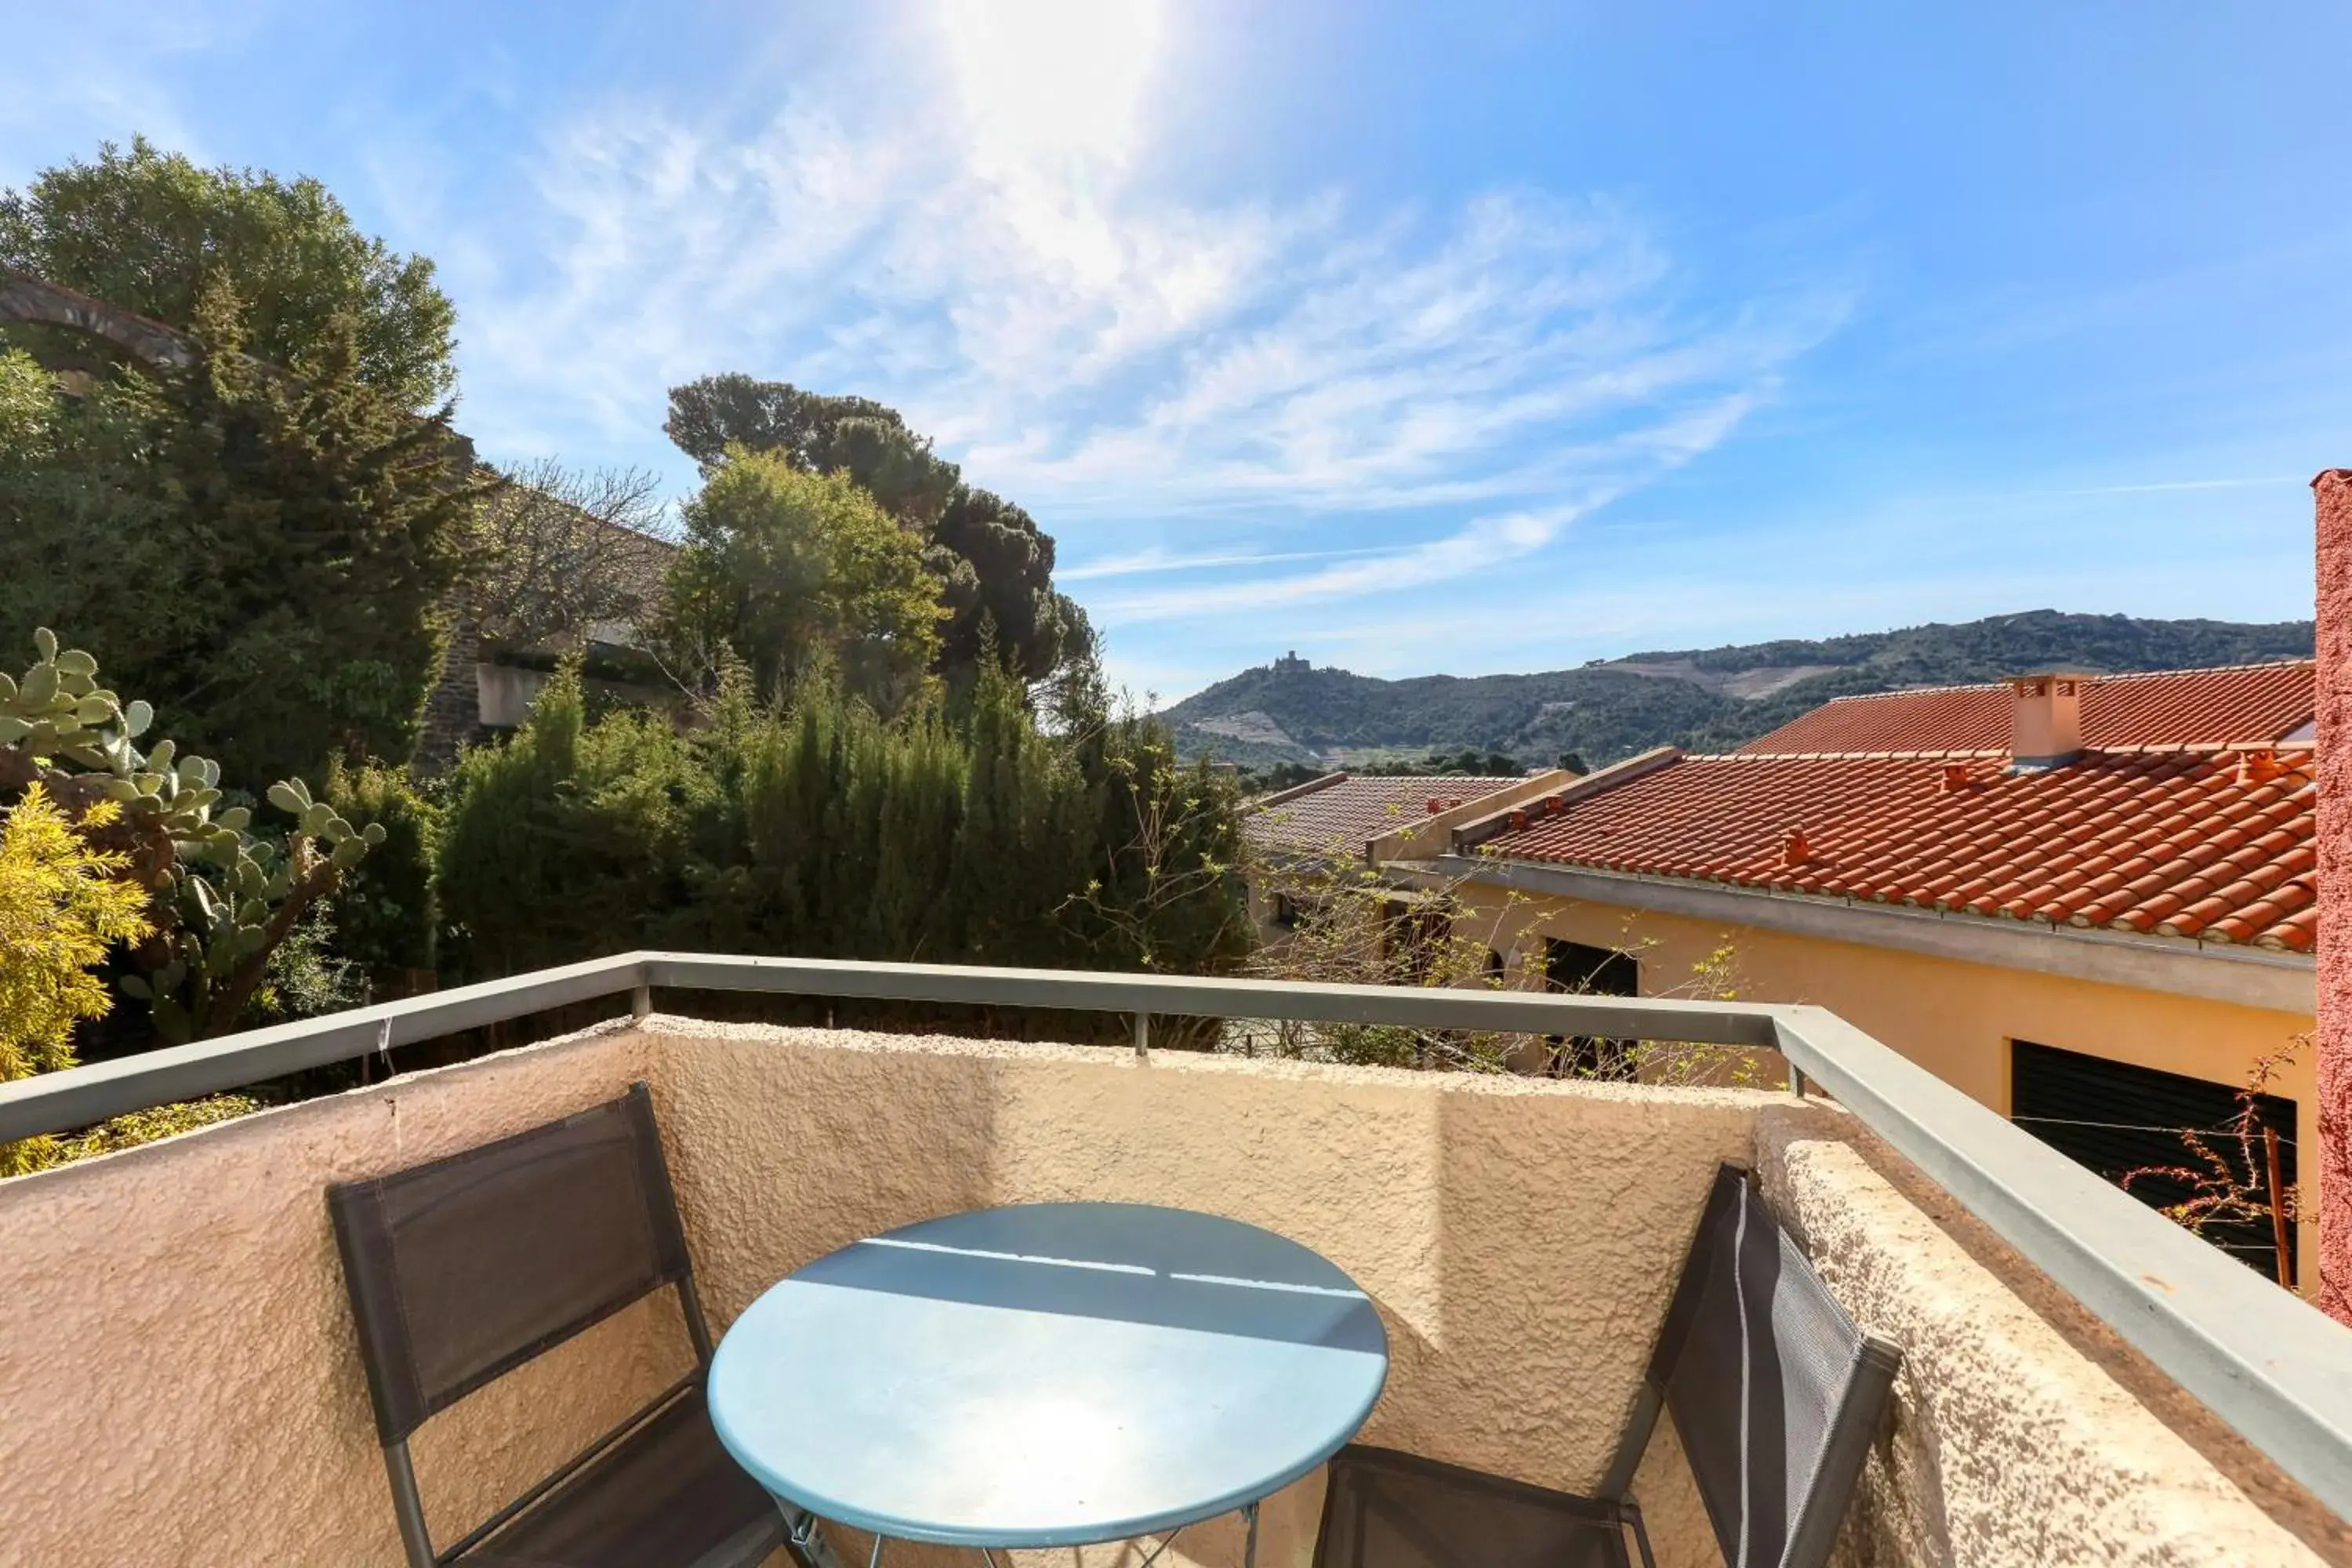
[2,956,2348,1566]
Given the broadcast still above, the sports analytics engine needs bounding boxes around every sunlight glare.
[939,0,1166,174]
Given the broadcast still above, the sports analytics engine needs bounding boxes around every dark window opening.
[2011,1039,2298,1287]
[1381,901,1450,985]
[1543,938,1639,1079]
[1272,892,1299,930]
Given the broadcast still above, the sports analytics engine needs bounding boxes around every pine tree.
[0,286,483,784]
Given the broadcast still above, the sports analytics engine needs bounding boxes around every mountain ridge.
[1160,610,2316,771]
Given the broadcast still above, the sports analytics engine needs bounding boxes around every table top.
[706,1202,1389,1548]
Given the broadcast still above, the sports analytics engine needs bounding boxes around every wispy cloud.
[445,8,1841,626]
[1099,503,1591,622]
[1058,544,1397,581]
[2038,475,2306,497]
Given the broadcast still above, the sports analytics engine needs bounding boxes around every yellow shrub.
[4,1093,261,1178]
[0,783,154,1081]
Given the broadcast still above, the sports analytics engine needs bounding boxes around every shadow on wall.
[1430,1080,1744,1566]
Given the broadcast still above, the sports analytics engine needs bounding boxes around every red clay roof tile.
[1246,775,1525,857]
[1473,746,2316,952]
[1739,661,2312,754]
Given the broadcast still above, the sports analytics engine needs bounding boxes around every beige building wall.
[0,1019,1758,1568]
[0,1022,673,1568]
[0,1018,2329,1566]
[1440,879,2322,1290]
[641,1018,1769,1567]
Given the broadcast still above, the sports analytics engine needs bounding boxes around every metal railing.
[2,951,2347,1521]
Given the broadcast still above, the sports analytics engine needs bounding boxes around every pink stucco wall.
[2313,467,2352,1326]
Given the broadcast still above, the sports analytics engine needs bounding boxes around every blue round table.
[708,1202,1389,1556]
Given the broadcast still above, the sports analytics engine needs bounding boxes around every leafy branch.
[2122,1036,2303,1288]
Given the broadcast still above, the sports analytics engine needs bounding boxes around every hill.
[1161,611,2316,771]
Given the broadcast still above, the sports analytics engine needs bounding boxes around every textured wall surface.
[2316,467,2352,1324]
[1756,1109,2325,1567]
[640,1018,1768,1568]
[0,1022,675,1568]
[0,1015,2333,1566]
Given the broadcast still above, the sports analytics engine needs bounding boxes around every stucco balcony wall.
[0,1015,2329,1566]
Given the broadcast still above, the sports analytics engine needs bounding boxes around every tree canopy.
[0,136,456,409]
[664,372,1089,681]
[658,448,944,710]
[0,289,482,784]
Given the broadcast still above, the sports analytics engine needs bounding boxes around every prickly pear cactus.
[2,628,386,1041]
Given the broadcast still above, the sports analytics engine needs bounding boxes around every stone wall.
[416,617,488,772]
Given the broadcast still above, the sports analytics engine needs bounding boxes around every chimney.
[2007,672,2088,772]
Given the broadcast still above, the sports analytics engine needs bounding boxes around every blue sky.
[5,2,2347,701]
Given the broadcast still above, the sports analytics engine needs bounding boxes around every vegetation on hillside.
[1617,608,2314,677]
[1234,750,1534,795]
[1168,611,2315,769]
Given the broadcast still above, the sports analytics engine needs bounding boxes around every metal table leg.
[782,1503,851,1568]
[800,1497,1264,1568]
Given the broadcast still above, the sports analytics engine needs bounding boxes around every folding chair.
[1314,1163,1900,1568]
[328,1083,795,1568]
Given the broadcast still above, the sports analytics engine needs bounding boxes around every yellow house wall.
[1443,880,2323,1291]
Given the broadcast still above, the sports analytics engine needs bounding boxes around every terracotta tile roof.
[1738,661,2314,755]
[1471,746,2316,951]
[1247,775,1526,857]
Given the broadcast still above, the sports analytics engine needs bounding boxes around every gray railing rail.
[2,951,2348,1521]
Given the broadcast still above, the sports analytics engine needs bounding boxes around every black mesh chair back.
[328,1083,789,1568]
[1314,1163,1896,1568]
[1315,1445,1644,1568]
[1600,1163,1901,1568]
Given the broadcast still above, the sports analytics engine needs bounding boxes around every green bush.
[325,761,441,991]
[3,1092,260,1178]
[435,660,1247,985]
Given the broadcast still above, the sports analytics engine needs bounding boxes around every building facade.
[1390,663,2321,1287]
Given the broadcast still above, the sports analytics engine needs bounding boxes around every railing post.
[1787,1061,1807,1098]
[632,983,652,1022]
[1134,1011,1151,1058]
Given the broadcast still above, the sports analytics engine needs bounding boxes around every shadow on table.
[794,1202,1386,1356]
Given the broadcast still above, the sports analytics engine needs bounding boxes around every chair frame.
[328,1082,763,1568]
[1315,1161,1899,1568]
[1316,1442,1656,1568]
[1597,1160,1901,1568]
